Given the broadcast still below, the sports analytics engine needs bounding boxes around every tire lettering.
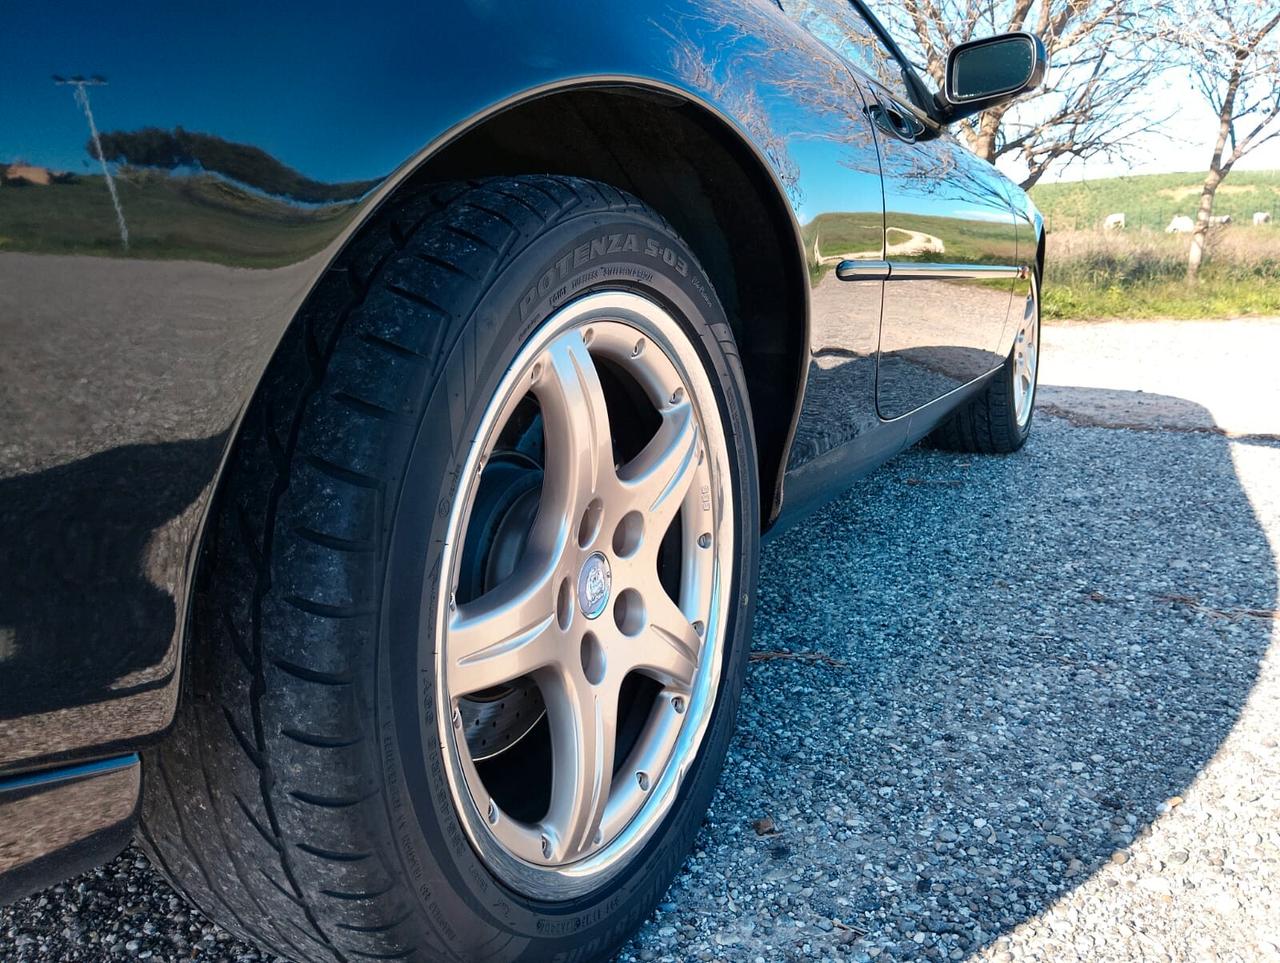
[518,233,648,320]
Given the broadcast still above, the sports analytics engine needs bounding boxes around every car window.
[777,0,916,104]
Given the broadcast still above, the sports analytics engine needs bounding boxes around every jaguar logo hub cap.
[577,551,612,620]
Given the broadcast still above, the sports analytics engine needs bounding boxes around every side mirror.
[937,32,1047,123]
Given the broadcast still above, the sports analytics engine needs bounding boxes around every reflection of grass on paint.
[804,211,883,256]
[802,210,1018,282]
[0,170,360,268]
[802,211,880,282]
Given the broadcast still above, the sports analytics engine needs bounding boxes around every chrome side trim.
[0,754,139,795]
[835,260,891,281]
[887,262,1029,281]
[836,261,1029,282]
[0,753,140,900]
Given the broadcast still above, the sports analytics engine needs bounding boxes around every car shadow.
[624,387,1277,960]
[0,434,226,730]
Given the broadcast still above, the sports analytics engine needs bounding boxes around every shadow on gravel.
[625,389,1277,960]
[1,390,1274,963]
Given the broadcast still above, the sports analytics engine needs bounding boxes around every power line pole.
[53,74,129,251]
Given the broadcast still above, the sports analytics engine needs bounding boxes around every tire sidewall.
[376,209,758,958]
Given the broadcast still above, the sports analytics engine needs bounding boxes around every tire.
[140,175,759,963]
[928,270,1041,454]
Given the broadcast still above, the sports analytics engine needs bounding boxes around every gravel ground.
[1038,317,1280,439]
[4,322,1279,962]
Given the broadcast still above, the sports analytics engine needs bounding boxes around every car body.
[0,0,1043,930]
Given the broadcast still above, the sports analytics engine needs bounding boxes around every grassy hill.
[1030,171,1280,320]
[1031,170,1280,232]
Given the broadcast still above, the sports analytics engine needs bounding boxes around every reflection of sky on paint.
[6,0,1267,206]
[0,0,615,183]
[790,137,881,226]
[0,1,414,181]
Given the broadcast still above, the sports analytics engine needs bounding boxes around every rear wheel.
[141,176,759,962]
[928,271,1040,453]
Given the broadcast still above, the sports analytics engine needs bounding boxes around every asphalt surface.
[3,319,1279,962]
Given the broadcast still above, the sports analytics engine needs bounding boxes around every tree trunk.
[970,111,1002,163]
[1187,169,1222,282]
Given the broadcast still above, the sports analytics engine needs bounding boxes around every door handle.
[868,101,922,143]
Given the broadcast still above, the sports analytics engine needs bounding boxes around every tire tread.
[141,176,695,962]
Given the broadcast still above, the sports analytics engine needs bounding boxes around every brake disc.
[460,678,546,761]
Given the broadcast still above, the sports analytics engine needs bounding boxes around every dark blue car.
[0,1,1045,958]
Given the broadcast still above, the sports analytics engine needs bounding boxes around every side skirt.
[770,371,996,540]
[0,755,140,905]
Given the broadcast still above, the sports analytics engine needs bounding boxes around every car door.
[774,0,1020,431]
[839,6,1022,419]
[770,0,887,474]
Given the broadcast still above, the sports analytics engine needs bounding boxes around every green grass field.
[1030,169,1280,233]
[1031,170,1280,320]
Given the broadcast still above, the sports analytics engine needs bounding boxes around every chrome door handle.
[868,102,921,143]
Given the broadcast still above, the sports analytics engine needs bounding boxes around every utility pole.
[53,74,129,251]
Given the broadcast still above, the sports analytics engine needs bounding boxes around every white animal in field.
[1255,212,1273,225]
[1103,212,1126,231]
[1166,215,1195,234]
[1209,214,1233,226]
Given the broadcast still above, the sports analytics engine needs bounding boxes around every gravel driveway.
[4,318,1279,962]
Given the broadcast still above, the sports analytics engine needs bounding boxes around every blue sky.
[1023,78,1280,185]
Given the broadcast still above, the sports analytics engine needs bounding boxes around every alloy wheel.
[1012,279,1039,428]
[433,290,734,900]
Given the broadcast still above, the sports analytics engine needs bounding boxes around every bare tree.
[872,0,1159,189]
[1160,0,1280,280]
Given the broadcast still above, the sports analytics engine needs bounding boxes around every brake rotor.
[460,679,547,761]
[457,451,548,761]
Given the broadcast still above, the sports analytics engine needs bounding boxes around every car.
[0,1,1045,959]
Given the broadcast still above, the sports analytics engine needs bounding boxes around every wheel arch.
[327,82,809,530]
[180,81,810,704]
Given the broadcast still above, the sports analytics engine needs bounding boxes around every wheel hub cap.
[577,552,612,620]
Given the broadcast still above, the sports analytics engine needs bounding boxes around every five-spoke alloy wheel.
[437,293,734,898]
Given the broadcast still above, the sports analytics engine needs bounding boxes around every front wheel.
[141,176,759,962]
[928,270,1041,453]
